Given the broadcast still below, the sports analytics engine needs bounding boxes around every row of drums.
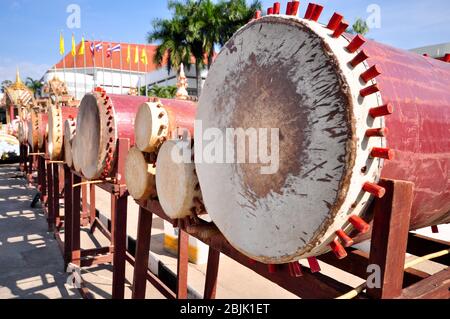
[19,15,450,265]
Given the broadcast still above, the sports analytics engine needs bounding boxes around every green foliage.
[148,0,262,96]
[141,85,178,99]
[1,80,12,93]
[347,18,370,36]
[25,77,43,97]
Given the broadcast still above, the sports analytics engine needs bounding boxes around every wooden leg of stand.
[81,184,88,226]
[89,184,96,225]
[64,166,73,269]
[204,248,220,299]
[53,164,60,227]
[72,174,81,267]
[177,230,189,299]
[41,158,47,204]
[112,194,128,299]
[367,179,414,299]
[132,207,153,299]
[46,162,54,231]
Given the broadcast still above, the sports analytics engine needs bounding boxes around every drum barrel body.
[362,40,450,228]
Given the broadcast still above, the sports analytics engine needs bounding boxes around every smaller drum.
[124,146,157,201]
[64,118,77,168]
[156,139,204,219]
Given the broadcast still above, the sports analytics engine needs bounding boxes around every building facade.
[43,40,206,100]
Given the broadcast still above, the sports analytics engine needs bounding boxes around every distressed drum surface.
[196,16,387,263]
[64,118,77,168]
[124,146,157,201]
[156,140,203,219]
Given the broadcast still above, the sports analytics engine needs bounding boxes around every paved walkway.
[0,164,80,299]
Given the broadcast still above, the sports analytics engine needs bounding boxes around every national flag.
[78,37,85,56]
[134,46,139,64]
[141,48,148,65]
[107,44,121,58]
[90,42,103,56]
[127,45,131,63]
[71,34,76,57]
[59,32,65,56]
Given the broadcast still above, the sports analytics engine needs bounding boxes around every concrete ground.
[0,164,79,299]
[0,163,448,299]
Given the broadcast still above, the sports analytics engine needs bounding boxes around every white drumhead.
[125,146,156,200]
[156,140,200,219]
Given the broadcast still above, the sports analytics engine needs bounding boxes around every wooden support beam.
[397,268,450,299]
[63,165,73,269]
[407,233,450,266]
[319,248,429,287]
[204,248,220,299]
[111,194,128,299]
[132,207,153,299]
[176,230,189,299]
[367,179,414,299]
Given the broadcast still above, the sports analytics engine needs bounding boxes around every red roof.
[54,41,163,73]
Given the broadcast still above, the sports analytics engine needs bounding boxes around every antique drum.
[195,14,450,263]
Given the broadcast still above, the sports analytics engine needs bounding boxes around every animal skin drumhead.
[38,114,48,150]
[76,94,102,179]
[125,146,156,200]
[48,104,64,160]
[134,102,169,153]
[156,140,200,219]
[195,16,385,263]
[64,119,76,168]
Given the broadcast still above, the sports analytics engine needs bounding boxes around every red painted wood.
[361,39,450,228]
[159,98,197,137]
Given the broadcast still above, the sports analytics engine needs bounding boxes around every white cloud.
[0,58,50,83]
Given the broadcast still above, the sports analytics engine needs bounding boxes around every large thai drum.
[48,105,78,160]
[74,91,148,180]
[195,15,450,263]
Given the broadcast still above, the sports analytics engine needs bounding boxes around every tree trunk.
[196,64,202,98]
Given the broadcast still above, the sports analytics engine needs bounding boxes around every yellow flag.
[134,46,139,64]
[78,37,85,56]
[71,34,76,57]
[59,32,65,56]
[141,48,148,65]
[127,45,131,63]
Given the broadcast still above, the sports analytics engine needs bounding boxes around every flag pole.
[145,48,148,97]
[137,47,141,95]
[61,31,67,86]
[110,41,113,94]
[72,34,78,100]
[91,38,97,88]
[129,45,132,94]
[101,40,105,89]
[83,36,87,95]
[120,43,123,94]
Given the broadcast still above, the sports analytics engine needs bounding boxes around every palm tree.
[1,80,12,93]
[217,0,262,46]
[25,77,43,98]
[148,0,262,97]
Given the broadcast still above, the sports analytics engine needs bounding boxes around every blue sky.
[0,0,449,83]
